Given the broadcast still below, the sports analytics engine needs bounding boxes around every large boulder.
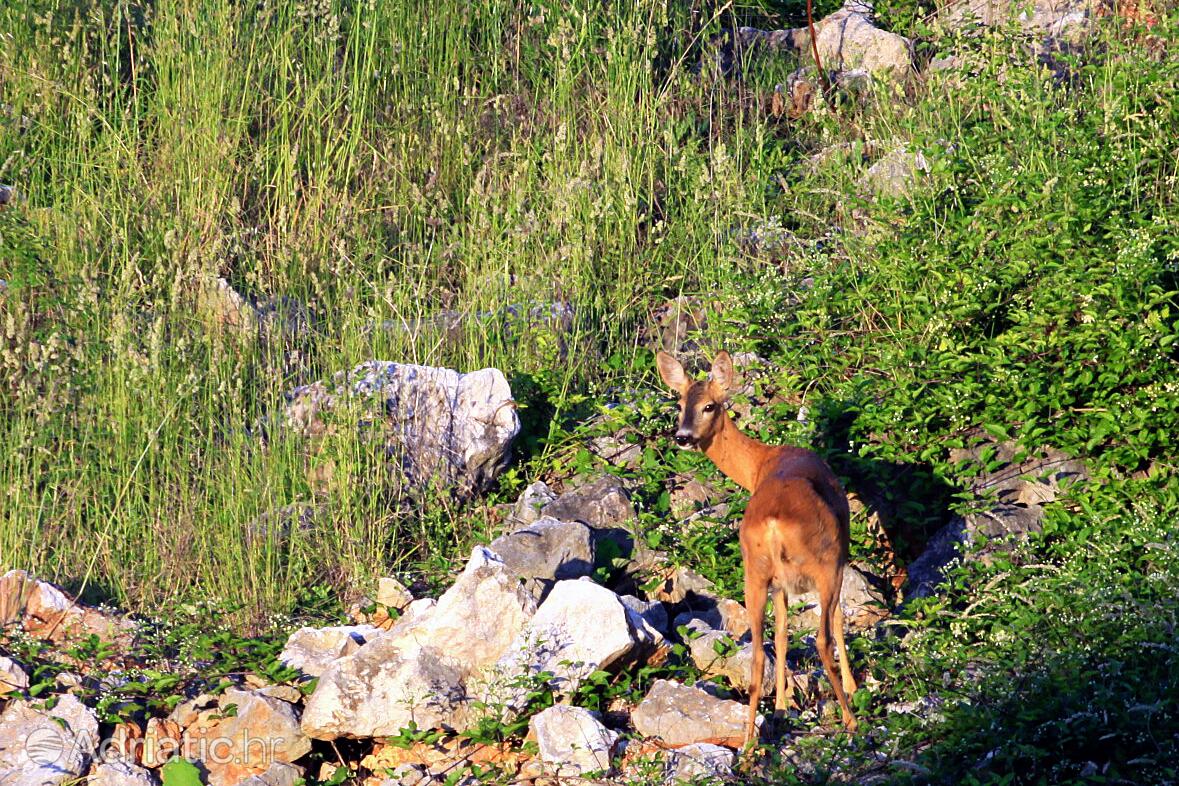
[489,580,640,707]
[486,517,595,590]
[906,441,1087,599]
[631,680,751,748]
[541,475,636,530]
[302,548,537,739]
[283,361,520,500]
[0,694,98,786]
[814,4,913,81]
[529,705,618,776]
[278,625,381,677]
[181,688,310,786]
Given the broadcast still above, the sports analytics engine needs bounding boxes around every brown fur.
[657,350,858,744]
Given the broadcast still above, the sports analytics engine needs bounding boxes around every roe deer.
[656,350,858,743]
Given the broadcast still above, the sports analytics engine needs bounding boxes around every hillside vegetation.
[1,0,1177,782]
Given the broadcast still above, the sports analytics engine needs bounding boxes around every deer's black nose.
[674,433,694,447]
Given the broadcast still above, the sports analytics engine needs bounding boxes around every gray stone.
[283,361,520,501]
[620,595,669,636]
[235,762,305,786]
[791,565,889,629]
[666,743,736,783]
[907,442,1087,599]
[939,0,1094,40]
[506,481,557,528]
[815,6,913,81]
[542,475,636,529]
[0,657,29,693]
[0,694,98,786]
[673,597,750,640]
[0,185,12,207]
[860,148,931,199]
[487,516,595,587]
[632,680,751,747]
[302,548,536,739]
[88,759,158,786]
[683,619,774,695]
[490,580,639,706]
[529,705,618,776]
[278,625,381,677]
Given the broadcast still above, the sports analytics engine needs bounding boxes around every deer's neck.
[702,412,776,493]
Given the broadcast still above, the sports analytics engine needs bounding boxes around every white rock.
[279,625,381,677]
[182,689,310,786]
[284,362,520,500]
[0,694,98,785]
[235,762,305,786]
[683,620,773,695]
[88,759,159,786]
[666,743,735,782]
[529,705,618,776]
[302,548,537,739]
[631,680,750,747]
[815,6,913,81]
[490,579,638,705]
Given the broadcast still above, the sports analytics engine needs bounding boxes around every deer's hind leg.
[817,578,858,732]
[772,587,797,713]
[833,602,858,696]
[743,570,769,746]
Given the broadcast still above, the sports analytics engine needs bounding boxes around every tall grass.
[0,0,784,621]
[1,0,1175,629]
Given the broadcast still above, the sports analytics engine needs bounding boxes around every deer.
[656,349,858,744]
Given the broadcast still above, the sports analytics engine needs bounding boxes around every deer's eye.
[702,403,717,413]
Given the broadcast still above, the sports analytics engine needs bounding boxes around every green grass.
[1,0,1178,779]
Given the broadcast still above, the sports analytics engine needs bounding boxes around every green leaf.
[161,758,203,786]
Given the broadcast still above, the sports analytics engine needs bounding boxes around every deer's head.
[656,350,733,450]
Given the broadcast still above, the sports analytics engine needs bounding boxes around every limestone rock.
[283,361,520,500]
[673,598,750,640]
[487,516,595,591]
[141,718,182,768]
[815,6,913,81]
[790,565,889,629]
[302,548,537,739]
[279,625,381,677]
[377,578,414,612]
[0,657,29,693]
[542,475,635,529]
[88,759,159,786]
[0,571,134,646]
[182,689,310,786]
[939,0,1094,40]
[491,580,639,705]
[506,481,557,529]
[631,680,751,747]
[666,742,736,783]
[860,148,931,199]
[234,762,305,786]
[620,595,669,637]
[683,619,773,695]
[0,694,98,785]
[529,705,618,776]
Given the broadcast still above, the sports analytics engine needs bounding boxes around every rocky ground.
[0,346,1086,785]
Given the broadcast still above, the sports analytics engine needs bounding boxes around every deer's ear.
[656,351,690,395]
[709,351,735,395]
